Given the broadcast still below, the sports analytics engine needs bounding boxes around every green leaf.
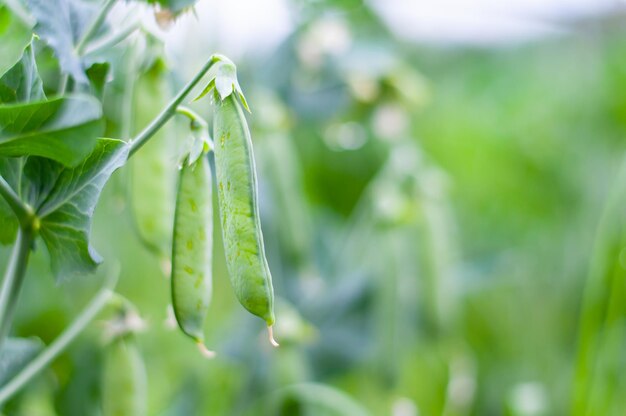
[0,41,46,104]
[0,95,104,166]
[85,62,110,99]
[26,0,97,84]
[0,40,46,245]
[0,337,44,387]
[0,5,33,78]
[32,138,129,280]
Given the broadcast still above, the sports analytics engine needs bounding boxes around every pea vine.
[0,0,277,409]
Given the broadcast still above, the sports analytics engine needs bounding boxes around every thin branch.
[176,106,207,127]
[3,0,35,28]
[75,0,117,56]
[128,55,221,157]
[83,21,141,57]
[0,228,33,346]
[0,278,117,405]
[0,175,32,227]
[58,0,116,94]
[176,105,209,130]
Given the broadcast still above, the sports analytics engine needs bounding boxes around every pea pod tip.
[268,325,280,348]
[196,341,217,359]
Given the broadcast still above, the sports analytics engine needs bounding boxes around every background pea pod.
[129,59,176,258]
[213,93,276,329]
[171,156,214,355]
[101,336,147,416]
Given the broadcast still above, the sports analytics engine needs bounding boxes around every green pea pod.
[213,93,276,337]
[130,59,175,257]
[171,156,215,357]
[102,336,147,416]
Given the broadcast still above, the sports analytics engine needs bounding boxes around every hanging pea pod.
[171,155,215,357]
[101,335,147,416]
[129,58,176,258]
[208,59,276,342]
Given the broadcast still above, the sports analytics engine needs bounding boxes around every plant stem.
[58,0,116,95]
[83,20,141,57]
[75,0,117,56]
[129,55,221,157]
[0,283,115,405]
[176,106,207,127]
[58,74,69,95]
[0,175,32,227]
[3,0,35,28]
[0,228,33,346]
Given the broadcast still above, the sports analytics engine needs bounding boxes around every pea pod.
[130,59,175,257]
[102,336,147,416]
[213,93,276,335]
[171,156,215,356]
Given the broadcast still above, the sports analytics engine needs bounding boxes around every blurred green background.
[2,0,626,414]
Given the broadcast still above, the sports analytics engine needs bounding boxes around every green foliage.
[85,62,110,100]
[0,96,104,166]
[34,138,128,280]
[0,0,625,414]
[573,160,626,415]
[26,0,97,84]
[0,42,103,167]
[0,43,45,104]
[0,5,32,78]
[0,338,43,387]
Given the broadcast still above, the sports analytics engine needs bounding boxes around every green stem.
[83,21,141,57]
[0,228,33,346]
[0,283,115,405]
[75,0,117,56]
[3,0,35,28]
[58,74,69,95]
[0,175,32,227]
[129,55,221,157]
[176,106,207,128]
[58,0,116,94]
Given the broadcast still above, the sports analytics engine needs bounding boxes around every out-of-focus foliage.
[1,0,626,415]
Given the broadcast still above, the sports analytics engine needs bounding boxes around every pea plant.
[0,0,276,411]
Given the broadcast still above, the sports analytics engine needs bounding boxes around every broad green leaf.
[26,0,97,84]
[31,138,129,280]
[0,42,46,104]
[0,95,104,166]
[0,5,33,78]
[0,337,44,387]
